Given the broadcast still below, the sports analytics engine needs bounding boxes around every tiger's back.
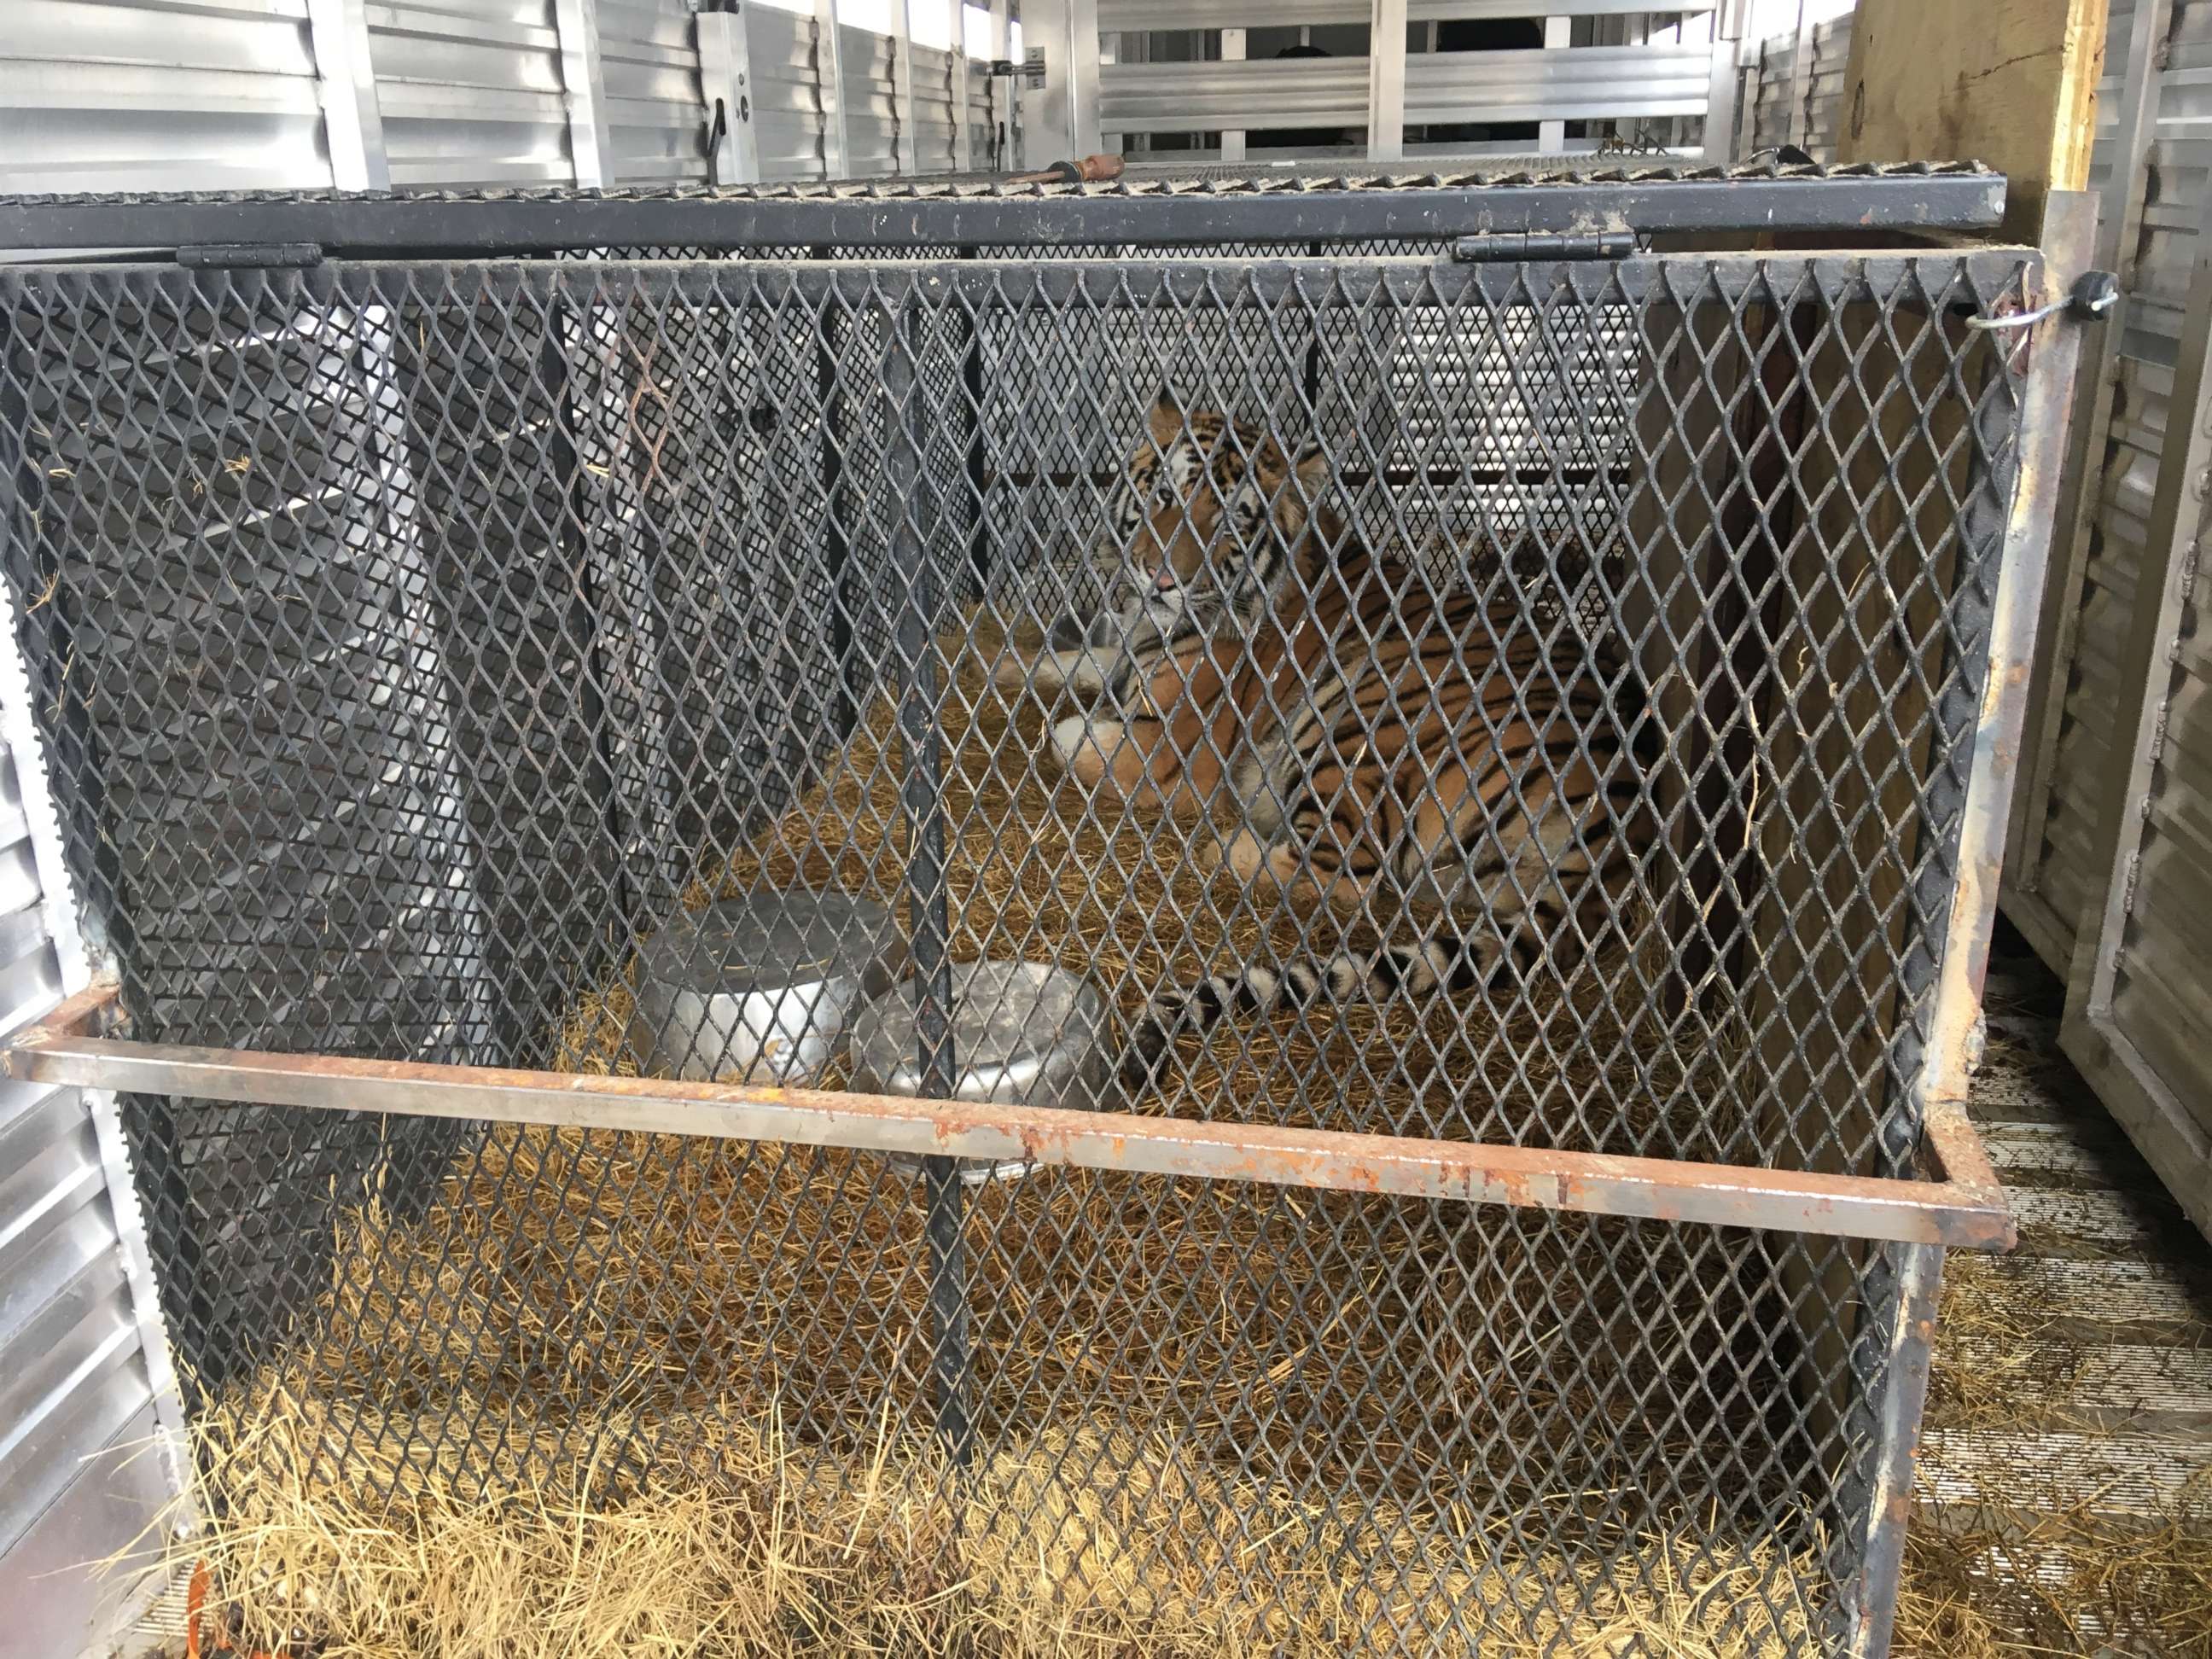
[1207,544,1645,936]
[1008,395,1650,1077]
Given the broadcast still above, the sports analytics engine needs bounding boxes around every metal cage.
[0,170,2067,1656]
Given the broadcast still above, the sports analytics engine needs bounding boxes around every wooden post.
[1837,0,2109,242]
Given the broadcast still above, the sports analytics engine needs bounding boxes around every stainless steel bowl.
[626,890,908,1084]
[848,959,1114,1186]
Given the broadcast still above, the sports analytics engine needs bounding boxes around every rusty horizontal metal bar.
[3,1025,2015,1249]
[1920,1094,2006,1205]
[20,977,124,1042]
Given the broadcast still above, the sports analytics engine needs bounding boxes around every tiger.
[996,392,1652,1087]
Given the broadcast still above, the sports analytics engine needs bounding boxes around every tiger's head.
[1108,393,1334,623]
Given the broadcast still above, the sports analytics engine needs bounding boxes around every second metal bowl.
[848,959,1115,1186]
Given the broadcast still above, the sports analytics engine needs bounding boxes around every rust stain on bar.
[3,978,123,1056]
[1921,1094,2011,1207]
[9,1029,2016,1249]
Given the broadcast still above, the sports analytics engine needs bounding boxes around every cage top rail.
[0,162,2005,253]
[9,981,2014,1250]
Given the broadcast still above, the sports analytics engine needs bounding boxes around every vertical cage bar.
[539,274,637,950]
[1846,1238,1946,1659]
[960,255,990,594]
[1830,287,2023,1630]
[817,259,861,738]
[883,288,972,1463]
[1875,329,2017,1172]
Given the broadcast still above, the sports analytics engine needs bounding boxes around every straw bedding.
[182,1369,1823,1658]
[161,629,1840,1655]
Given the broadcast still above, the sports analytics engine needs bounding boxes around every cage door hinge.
[176,243,325,270]
[1452,232,1637,262]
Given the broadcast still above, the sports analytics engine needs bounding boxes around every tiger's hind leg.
[1202,760,1394,913]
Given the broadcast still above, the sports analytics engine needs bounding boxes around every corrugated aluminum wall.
[911,40,965,172]
[1,0,334,193]
[1086,3,1737,159]
[841,22,906,177]
[0,583,189,1653]
[2,1,993,198]
[753,3,837,181]
[602,0,713,184]
[1997,0,2212,1242]
[369,1,579,187]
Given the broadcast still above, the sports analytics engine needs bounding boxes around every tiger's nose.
[1152,566,1179,591]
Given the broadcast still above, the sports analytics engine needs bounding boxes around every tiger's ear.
[1146,387,1184,445]
[1292,438,1329,491]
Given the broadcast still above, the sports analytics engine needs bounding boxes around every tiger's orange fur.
[1000,393,1649,1083]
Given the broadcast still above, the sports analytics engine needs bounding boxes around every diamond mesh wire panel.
[0,244,2029,1651]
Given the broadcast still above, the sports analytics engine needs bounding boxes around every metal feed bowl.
[627,890,909,1085]
[848,960,1115,1186]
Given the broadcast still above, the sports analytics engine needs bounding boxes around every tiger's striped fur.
[997,393,1650,1086]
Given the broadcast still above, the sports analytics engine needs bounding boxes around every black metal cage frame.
[0,172,2079,1657]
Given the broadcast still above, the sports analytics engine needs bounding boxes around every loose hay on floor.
[161,625,1843,1653]
[1889,1249,2212,1658]
[181,1365,1825,1659]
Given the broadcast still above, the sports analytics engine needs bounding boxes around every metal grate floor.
[1901,923,2212,1654]
[110,1569,189,1658]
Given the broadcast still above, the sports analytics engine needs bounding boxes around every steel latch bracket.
[697,11,760,189]
[1970,268,2121,332]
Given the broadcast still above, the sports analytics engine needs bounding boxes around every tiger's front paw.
[1049,716,1126,786]
[996,645,1111,701]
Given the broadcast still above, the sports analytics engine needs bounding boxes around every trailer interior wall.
[1059,0,1742,164]
[1743,9,1855,160]
[0,0,1004,199]
[0,541,189,1653]
[2000,0,2212,1242]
